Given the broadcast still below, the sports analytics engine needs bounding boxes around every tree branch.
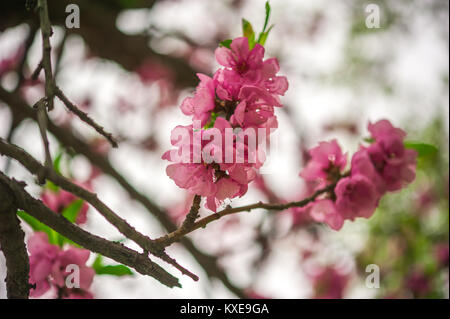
[0,137,197,281]
[0,171,181,288]
[0,181,30,299]
[0,0,249,297]
[180,195,201,229]
[33,98,52,181]
[54,87,118,148]
[0,86,246,297]
[36,0,55,111]
[32,0,118,149]
[0,0,200,88]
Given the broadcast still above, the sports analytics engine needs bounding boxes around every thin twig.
[157,253,199,281]
[154,179,345,247]
[29,0,55,184]
[31,60,43,81]
[33,98,52,183]
[34,0,118,149]
[0,137,150,247]
[54,87,118,148]
[36,0,54,110]
[181,195,201,229]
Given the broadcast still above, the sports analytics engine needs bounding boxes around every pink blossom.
[180,73,216,126]
[164,36,287,210]
[351,119,417,195]
[0,44,24,77]
[213,69,243,101]
[295,120,417,230]
[289,204,315,228]
[260,58,289,96]
[215,37,265,76]
[229,85,281,128]
[310,199,344,230]
[366,120,417,191]
[350,148,386,195]
[41,175,98,225]
[246,289,270,299]
[165,163,217,197]
[212,37,288,129]
[51,248,95,294]
[28,232,95,299]
[167,192,196,225]
[165,161,250,212]
[334,174,380,220]
[163,118,258,211]
[310,266,350,299]
[135,59,174,84]
[368,119,406,142]
[300,139,347,185]
[173,37,288,135]
[285,181,317,228]
[215,38,288,96]
[28,233,59,297]
[406,269,430,296]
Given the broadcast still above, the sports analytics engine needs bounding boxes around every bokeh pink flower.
[28,232,95,299]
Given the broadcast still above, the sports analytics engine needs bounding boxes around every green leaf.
[45,180,59,192]
[404,141,438,158]
[363,137,375,143]
[95,265,134,276]
[18,210,51,234]
[242,19,255,48]
[92,254,103,269]
[257,1,273,45]
[257,24,274,46]
[50,228,64,247]
[61,199,84,223]
[53,150,63,174]
[219,39,232,49]
[18,210,80,247]
[203,112,218,129]
[18,210,68,246]
[92,255,134,276]
[263,1,271,33]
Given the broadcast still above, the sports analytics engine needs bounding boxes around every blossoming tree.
[0,0,443,299]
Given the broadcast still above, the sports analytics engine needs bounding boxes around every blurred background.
[0,0,448,298]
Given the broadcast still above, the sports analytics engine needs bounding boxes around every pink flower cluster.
[299,120,418,230]
[28,232,95,299]
[163,37,288,211]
